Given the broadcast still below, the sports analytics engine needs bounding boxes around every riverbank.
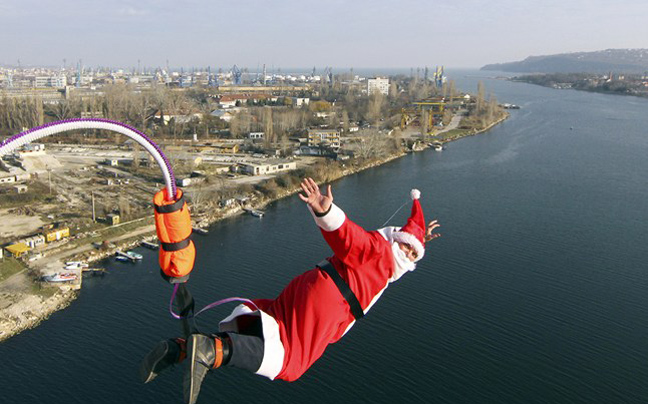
[0,287,76,342]
[511,74,648,99]
[0,112,509,342]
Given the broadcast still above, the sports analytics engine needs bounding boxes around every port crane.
[232,65,242,85]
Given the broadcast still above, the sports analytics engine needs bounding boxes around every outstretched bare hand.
[425,220,441,243]
[298,177,333,214]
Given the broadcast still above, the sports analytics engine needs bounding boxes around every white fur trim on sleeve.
[309,203,346,232]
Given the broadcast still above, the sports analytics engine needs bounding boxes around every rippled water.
[1,72,648,403]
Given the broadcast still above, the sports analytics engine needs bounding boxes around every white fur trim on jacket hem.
[309,203,345,232]
[219,304,285,380]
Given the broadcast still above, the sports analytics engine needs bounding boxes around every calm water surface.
[1,72,647,403]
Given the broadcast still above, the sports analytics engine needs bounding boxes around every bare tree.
[274,109,303,136]
[355,129,391,159]
[420,109,429,136]
[487,95,498,123]
[389,82,398,98]
[366,93,384,125]
[263,106,274,146]
[341,109,350,133]
[186,185,209,212]
[476,81,486,114]
[118,195,131,219]
[230,110,252,138]
[50,98,74,121]
[448,80,457,103]
[279,134,292,156]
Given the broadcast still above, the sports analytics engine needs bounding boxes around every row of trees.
[514,73,648,96]
[460,82,506,130]
[0,84,208,139]
[1,75,462,144]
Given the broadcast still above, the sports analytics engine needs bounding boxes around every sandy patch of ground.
[0,209,45,239]
[20,154,63,172]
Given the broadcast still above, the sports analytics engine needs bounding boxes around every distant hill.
[481,49,648,74]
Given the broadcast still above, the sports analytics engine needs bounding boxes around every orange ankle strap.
[213,338,223,369]
[176,338,187,363]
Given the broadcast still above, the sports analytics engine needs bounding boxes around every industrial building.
[239,161,297,176]
[44,227,70,243]
[307,129,341,150]
[19,235,45,249]
[5,243,31,258]
[367,77,389,95]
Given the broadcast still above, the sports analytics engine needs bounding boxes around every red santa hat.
[391,189,426,262]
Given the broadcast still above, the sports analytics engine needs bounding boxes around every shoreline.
[0,289,77,342]
[511,77,648,100]
[0,113,508,342]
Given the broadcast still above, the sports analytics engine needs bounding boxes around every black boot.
[139,338,186,383]
[183,334,229,404]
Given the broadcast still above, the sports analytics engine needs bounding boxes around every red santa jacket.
[218,203,415,381]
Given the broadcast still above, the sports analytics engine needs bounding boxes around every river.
[1,70,647,403]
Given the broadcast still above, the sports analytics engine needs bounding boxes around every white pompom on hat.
[391,189,426,261]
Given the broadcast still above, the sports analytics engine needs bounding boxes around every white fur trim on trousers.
[219,304,285,380]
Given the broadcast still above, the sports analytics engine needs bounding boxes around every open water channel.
[1,70,647,403]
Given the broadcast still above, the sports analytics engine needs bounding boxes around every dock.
[115,250,142,262]
[244,208,265,218]
[141,240,159,250]
[82,267,106,273]
[192,227,209,235]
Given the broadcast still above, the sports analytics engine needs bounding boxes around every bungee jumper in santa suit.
[140,178,441,404]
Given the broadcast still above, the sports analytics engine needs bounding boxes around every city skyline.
[1,0,647,69]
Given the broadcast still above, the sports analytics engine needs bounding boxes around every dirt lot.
[0,208,44,239]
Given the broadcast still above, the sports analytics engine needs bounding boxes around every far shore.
[0,112,509,342]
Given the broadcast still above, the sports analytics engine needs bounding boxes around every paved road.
[436,110,465,134]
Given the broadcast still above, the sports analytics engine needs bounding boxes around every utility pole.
[46,165,52,195]
[91,192,96,222]
[263,64,267,86]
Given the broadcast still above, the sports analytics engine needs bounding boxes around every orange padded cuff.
[154,188,195,280]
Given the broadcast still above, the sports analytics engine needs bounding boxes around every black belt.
[317,260,364,320]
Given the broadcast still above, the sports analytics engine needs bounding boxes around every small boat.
[65,261,89,270]
[250,210,265,218]
[43,272,78,282]
[141,241,159,250]
[115,250,142,262]
[126,251,143,260]
[192,227,209,235]
[434,145,443,152]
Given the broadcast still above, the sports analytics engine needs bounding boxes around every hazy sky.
[1,0,646,69]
